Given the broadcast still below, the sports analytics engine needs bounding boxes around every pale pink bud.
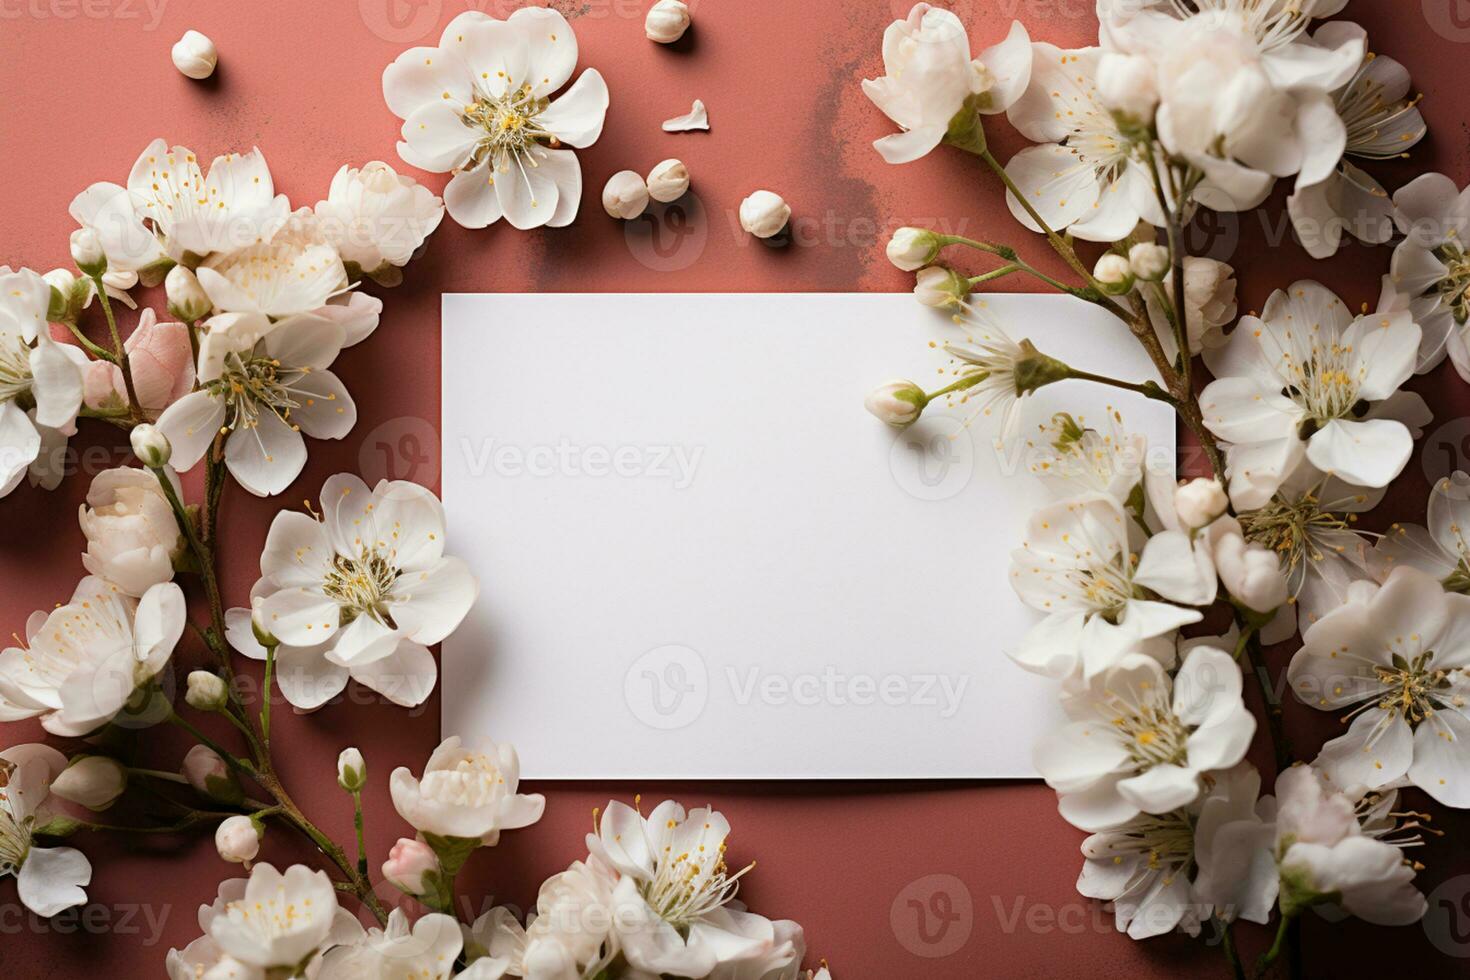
[215,815,261,864]
[83,309,196,419]
[382,837,439,896]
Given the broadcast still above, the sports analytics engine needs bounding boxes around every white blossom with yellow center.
[390,735,544,843]
[382,7,609,231]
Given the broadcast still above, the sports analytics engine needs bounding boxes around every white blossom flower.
[1142,256,1238,363]
[1374,471,1470,591]
[587,800,768,977]
[382,7,610,230]
[466,857,621,978]
[390,735,544,843]
[863,6,1032,164]
[168,864,364,979]
[1036,644,1255,830]
[313,162,444,283]
[319,909,490,980]
[1099,1,1363,213]
[250,474,477,666]
[78,466,184,597]
[1023,410,1154,501]
[155,311,356,497]
[1082,763,1264,939]
[1008,493,1210,680]
[1235,466,1380,634]
[1287,565,1470,808]
[1389,173,1470,377]
[71,140,290,272]
[0,577,184,736]
[933,311,1061,444]
[0,267,86,499]
[0,743,93,917]
[1200,281,1421,507]
[1004,44,1161,242]
[197,209,348,319]
[1288,23,1427,259]
[224,579,438,711]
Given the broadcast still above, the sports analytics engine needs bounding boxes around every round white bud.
[130,424,172,468]
[602,171,650,220]
[50,756,127,812]
[1129,242,1171,282]
[646,159,690,203]
[186,671,229,712]
[337,747,367,793]
[1175,477,1230,530]
[215,815,262,865]
[865,380,928,427]
[645,0,691,43]
[172,30,218,80]
[70,228,106,276]
[166,265,213,322]
[739,190,791,240]
[1094,253,1135,294]
[886,227,943,272]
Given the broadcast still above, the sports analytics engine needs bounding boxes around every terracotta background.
[4,0,1470,976]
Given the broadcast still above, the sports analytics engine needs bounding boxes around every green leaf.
[423,833,480,877]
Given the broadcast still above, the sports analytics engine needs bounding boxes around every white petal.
[1134,531,1217,607]
[536,69,608,148]
[493,151,561,231]
[1314,707,1413,791]
[387,556,478,646]
[259,586,341,647]
[444,160,504,230]
[287,370,356,441]
[16,847,91,917]
[349,641,436,707]
[155,390,227,472]
[1003,144,1101,234]
[382,45,473,120]
[1408,709,1470,808]
[29,339,84,430]
[224,412,309,497]
[398,102,479,174]
[1306,419,1411,489]
[509,6,577,97]
[273,643,348,712]
[1117,764,1201,813]
[0,400,42,498]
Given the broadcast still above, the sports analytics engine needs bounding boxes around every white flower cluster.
[864,1,1460,954]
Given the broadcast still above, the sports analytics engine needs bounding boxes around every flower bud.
[70,228,106,276]
[1097,53,1159,125]
[1207,518,1289,615]
[172,30,218,80]
[1128,242,1170,282]
[215,815,262,865]
[912,266,970,311]
[1093,253,1135,295]
[44,268,91,323]
[646,159,690,203]
[739,190,791,240]
[337,747,366,792]
[130,423,172,467]
[645,0,691,43]
[1175,478,1229,530]
[166,265,212,322]
[886,227,943,272]
[382,837,439,896]
[186,670,229,712]
[250,595,277,649]
[183,744,243,806]
[50,756,127,812]
[602,171,650,220]
[865,380,927,427]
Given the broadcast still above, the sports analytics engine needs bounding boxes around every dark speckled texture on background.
[3,1,1470,976]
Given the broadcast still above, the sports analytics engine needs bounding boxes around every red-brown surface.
[3,1,1470,976]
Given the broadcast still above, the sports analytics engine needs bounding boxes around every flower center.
[1336,58,1424,160]
[1239,493,1355,582]
[1373,650,1459,728]
[1170,0,1310,53]
[321,550,399,625]
[211,352,338,438]
[1100,811,1197,876]
[0,332,34,407]
[463,82,553,161]
[642,830,752,931]
[1432,242,1470,326]
[1111,701,1191,768]
[0,765,30,874]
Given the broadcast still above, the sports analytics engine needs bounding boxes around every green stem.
[969,264,1020,285]
[1241,629,1294,773]
[352,790,368,879]
[924,373,988,402]
[946,236,1087,296]
[90,275,141,420]
[260,642,277,750]
[1064,367,1176,405]
[1222,920,1246,980]
[1255,914,1297,979]
[63,320,117,362]
[167,710,255,778]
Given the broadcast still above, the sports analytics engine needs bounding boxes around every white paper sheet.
[441,294,1175,779]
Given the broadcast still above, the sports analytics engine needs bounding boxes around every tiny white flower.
[389,735,544,843]
[1034,644,1256,830]
[0,744,93,917]
[1390,172,1470,377]
[645,0,691,44]
[1288,565,1470,808]
[1008,493,1210,679]
[78,465,184,597]
[863,6,1032,164]
[0,577,185,736]
[313,162,445,283]
[155,311,357,497]
[1024,410,1153,501]
[382,7,610,230]
[588,800,766,977]
[739,190,791,239]
[172,30,218,80]
[646,159,691,204]
[1201,280,1421,507]
[602,170,650,220]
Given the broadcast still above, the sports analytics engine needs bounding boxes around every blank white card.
[441,294,1174,779]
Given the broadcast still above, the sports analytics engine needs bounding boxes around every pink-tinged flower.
[382,837,438,895]
[82,310,196,419]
